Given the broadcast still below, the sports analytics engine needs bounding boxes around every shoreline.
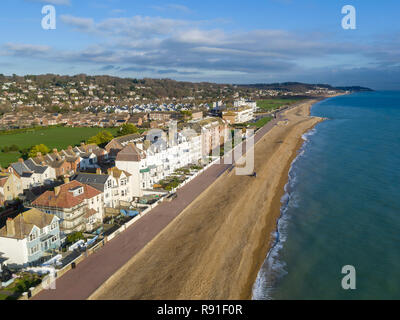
[241,98,327,300]
[90,97,331,300]
[246,95,337,299]
[245,120,321,300]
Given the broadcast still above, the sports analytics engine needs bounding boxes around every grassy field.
[256,98,305,112]
[0,126,119,167]
[253,116,273,128]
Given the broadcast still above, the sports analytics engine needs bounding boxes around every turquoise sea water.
[252,91,400,300]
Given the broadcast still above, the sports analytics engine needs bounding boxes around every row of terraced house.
[0,116,229,268]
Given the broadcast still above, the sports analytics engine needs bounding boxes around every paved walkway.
[34,108,292,300]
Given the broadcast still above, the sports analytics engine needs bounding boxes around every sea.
[252,91,400,300]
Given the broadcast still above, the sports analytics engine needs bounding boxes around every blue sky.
[1,0,400,89]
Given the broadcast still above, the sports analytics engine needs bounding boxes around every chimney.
[53,148,58,154]
[68,145,73,151]
[64,177,70,184]
[96,168,102,175]
[54,186,61,196]
[37,152,42,157]
[18,158,24,163]
[80,142,85,147]
[6,218,15,237]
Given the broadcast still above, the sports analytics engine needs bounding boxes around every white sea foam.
[301,127,317,141]
[252,126,317,300]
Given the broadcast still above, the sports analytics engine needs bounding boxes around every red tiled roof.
[32,180,101,209]
[0,177,7,187]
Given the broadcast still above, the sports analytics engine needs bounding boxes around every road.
[33,103,300,300]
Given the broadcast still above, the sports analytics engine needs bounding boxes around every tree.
[87,130,113,146]
[66,231,84,244]
[28,144,50,158]
[117,123,139,137]
[9,144,19,152]
[180,110,192,120]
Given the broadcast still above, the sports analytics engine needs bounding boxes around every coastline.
[246,122,320,300]
[90,97,331,300]
[242,98,327,299]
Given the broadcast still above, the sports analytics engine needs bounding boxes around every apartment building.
[234,98,258,112]
[115,128,204,196]
[31,180,104,234]
[222,106,254,124]
[72,167,133,208]
[105,133,143,158]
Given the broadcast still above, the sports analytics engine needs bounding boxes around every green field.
[0,127,119,167]
[253,116,273,128]
[256,98,305,112]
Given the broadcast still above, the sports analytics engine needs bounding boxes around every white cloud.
[60,15,94,30]
[4,12,399,87]
[2,43,51,56]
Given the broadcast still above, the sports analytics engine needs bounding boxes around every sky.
[0,0,400,89]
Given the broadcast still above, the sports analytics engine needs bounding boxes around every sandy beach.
[90,98,326,300]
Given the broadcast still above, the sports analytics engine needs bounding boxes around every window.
[29,244,40,255]
[29,231,37,242]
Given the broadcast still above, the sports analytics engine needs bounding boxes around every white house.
[0,208,61,267]
[9,159,56,190]
[72,144,108,170]
[72,167,133,208]
[115,144,146,197]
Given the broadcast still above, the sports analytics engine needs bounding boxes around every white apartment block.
[116,131,202,197]
[234,98,258,112]
[223,106,254,124]
[72,168,133,208]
